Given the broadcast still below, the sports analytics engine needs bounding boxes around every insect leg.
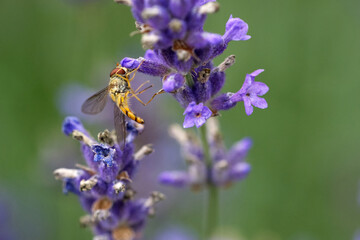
[130,85,154,106]
[127,60,145,82]
[131,94,147,106]
[133,80,150,93]
[138,89,165,106]
[133,84,153,96]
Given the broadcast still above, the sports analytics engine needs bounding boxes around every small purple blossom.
[54,117,163,239]
[223,15,251,43]
[211,69,269,115]
[232,69,268,115]
[62,116,88,136]
[183,101,212,128]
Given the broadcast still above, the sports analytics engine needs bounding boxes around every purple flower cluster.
[56,1,269,238]
[158,118,252,189]
[117,0,269,128]
[55,117,164,240]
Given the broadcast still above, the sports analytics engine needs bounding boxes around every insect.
[81,61,164,144]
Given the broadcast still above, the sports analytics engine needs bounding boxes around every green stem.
[200,125,219,239]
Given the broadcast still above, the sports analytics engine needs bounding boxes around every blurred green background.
[1,0,360,239]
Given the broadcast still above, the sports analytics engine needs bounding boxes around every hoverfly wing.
[81,87,109,114]
[114,104,126,147]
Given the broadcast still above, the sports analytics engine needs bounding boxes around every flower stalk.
[199,124,219,239]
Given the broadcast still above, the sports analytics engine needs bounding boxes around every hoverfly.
[81,61,164,144]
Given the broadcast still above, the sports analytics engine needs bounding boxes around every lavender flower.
[58,0,269,239]
[183,101,212,128]
[159,118,252,189]
[114,0,268,128]
[124,0,249,68]
[54,117,163,240]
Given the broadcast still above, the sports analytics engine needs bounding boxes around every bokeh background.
[1,0,360,239]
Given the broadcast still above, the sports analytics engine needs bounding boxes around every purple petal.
[144,49,161,62]
[131,0,145,22]
[250,69,264,77]
[159,48,193,73]
[79,196,96,213]
[62,116,87,136]
[223,15,251,44]
[169,0,192,19]
[201,105,212,118]
[142,6,171,30]
[211,92,237,111]
[186,11,206,31]
[193,102,204,112]
[143,31,173,49]
[194,117,206,128]
[97,161,120,183]
[238,73,254,95]
[228,137,253,163]
[183,101,196,115]
[202,32,223,46]
[243,97,253,116]
[81,144,97,170]
[250,95,268,109]
[120,57,140,69]
[145,0,168,7]
[186,32,208,49]
[163,73,185,92]
[209,71,225,96]
[247,81,269,95]
[183,114,195,128]
[173,86,196,108]
[228,162,251,181]
[193,80,212,103]
[120,57,171,77]
[158,171,189,187]
[229,91,242,102]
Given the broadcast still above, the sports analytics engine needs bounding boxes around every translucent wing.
[81,87,109,115]
[114,103,126,146]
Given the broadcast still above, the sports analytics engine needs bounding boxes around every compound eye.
[110,67,126,77]
[117,68,126,75]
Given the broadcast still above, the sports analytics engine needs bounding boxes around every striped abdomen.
[118,105,145,124]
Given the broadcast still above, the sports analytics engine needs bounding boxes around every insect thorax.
[109,77,130,95]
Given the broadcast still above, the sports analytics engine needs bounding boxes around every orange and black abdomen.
[118,105,145,124]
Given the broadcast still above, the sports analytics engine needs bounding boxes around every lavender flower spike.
[183,101,212,128]
[159,119,252,189]
[55,117,162,239]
